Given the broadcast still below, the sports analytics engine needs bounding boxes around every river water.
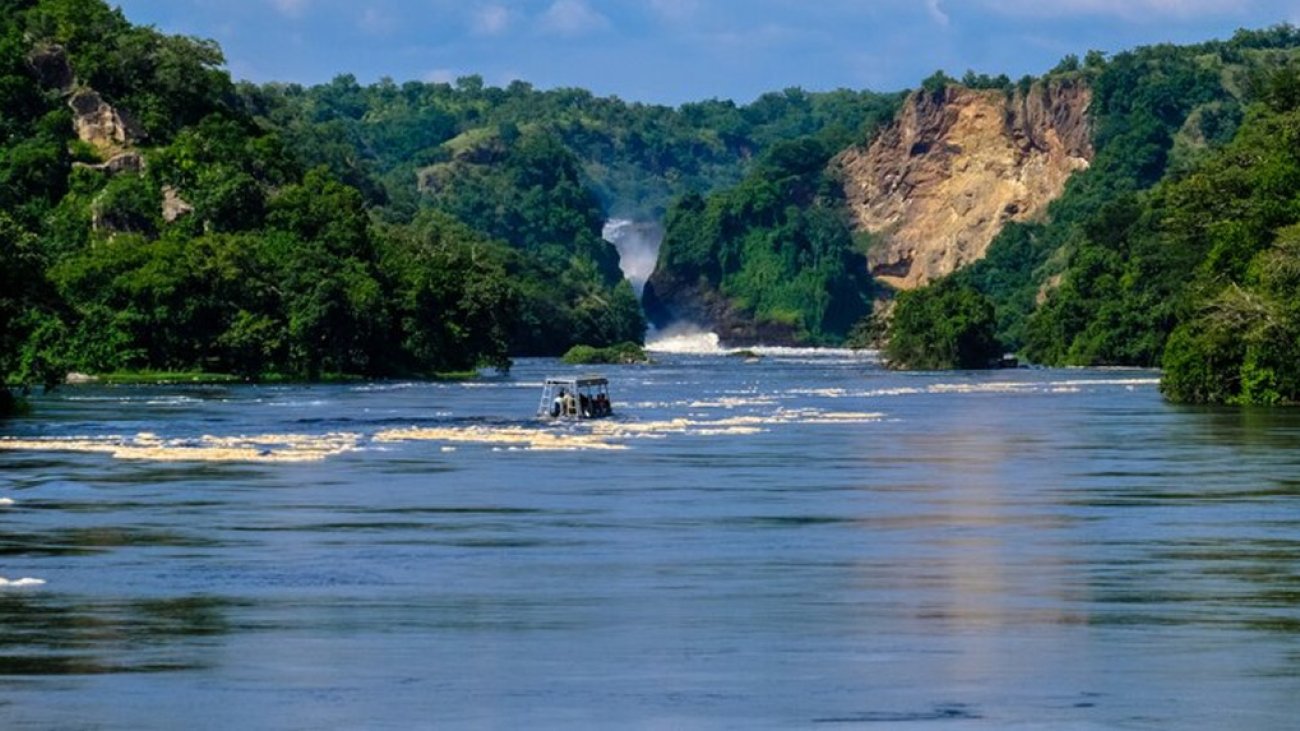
[2,351,1300,729]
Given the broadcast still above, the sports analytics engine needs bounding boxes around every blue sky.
[112,0,1300,104]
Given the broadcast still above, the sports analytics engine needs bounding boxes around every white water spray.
[645,323,725,354]
[602,219,663,298]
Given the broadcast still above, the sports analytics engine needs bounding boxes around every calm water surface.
[2,352,1300,729]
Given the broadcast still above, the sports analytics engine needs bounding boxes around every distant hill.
[0,0,646,389]
[4,0,1300,405]
[643,27,1300,403]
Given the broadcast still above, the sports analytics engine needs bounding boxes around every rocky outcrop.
[74,151,145,176]
[836,80,1092,290]
[161,185,194,223]
[68,88,142,155]
[29,45,149,174]
[27,43,74,92]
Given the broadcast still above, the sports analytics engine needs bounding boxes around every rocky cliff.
[836,80,1092,290]
[69,87,142,156]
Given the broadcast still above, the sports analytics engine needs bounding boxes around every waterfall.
[602,219,662,299]
[604,218,724,348]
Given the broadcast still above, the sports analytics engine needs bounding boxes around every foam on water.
[0,431,361,463]
[687,396,781,409]
[0,373,1155,463]
[645,326,723,354]
[0,497,14,507]
[751,346,879,361]
[374,408,886,451]
[375,425,629,451]
[67,394,208,404]
[0,577,46,587]
[349,382,420,393]
[644,324,879,363]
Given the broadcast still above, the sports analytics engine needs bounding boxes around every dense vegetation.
[1157,77,1300,404]
[888,28,1300,402]
[239,75,906,221]
[646,97,901,344]
[0,0,919,412]
[5,0,1300,409]
[884,281,1001,370]
[950,40,1243,357]
[0,0,653,402]
[561,342,649,365]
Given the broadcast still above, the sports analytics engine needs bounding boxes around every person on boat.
[563,390,577,417]
[580,392,591,418]
[595,392,610,416]
[552,389,566,417]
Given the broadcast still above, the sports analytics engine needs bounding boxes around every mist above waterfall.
[602,219,662,298]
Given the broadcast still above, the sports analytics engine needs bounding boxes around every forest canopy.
[6,0,1300,409]
[0,0,907,404]
[888,28,1300,403]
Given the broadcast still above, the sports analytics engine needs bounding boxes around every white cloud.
[649,0,699,23]
[423,68,457,84]
[539,0,610,36]
[975,0,1251,19]
[704,22,805,49]
[926,0,950,26]
[360,7,397,35]
[270,0,309,18]
[472,4,512,36]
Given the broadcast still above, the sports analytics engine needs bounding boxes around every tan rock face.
[836,80,1092,290]
[162,185,195,223]
[68,88,141,155]
[74,151,145,176]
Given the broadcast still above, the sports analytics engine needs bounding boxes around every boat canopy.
[538,376,613,419]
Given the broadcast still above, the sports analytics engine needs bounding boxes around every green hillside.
[954,28,1300,403]
[0,0,646,401]
[645,25,1300,403]
[5,0,1300,409]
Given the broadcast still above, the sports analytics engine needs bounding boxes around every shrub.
[885,280,1002,370]
[561,342,649,365]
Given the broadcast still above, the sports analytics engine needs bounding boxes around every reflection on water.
[1,357,1300,728]
[0,594,232,675]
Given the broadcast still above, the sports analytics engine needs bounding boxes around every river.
[2,350,1299,729]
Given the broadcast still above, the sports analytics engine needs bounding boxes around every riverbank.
[71,370,484,386]
[0,388,24,417]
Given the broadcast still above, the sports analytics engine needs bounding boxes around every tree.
[886,280,1002,370]
[0,212,63,390]
[648,132,871,344]
[921,70,953,94]
[377,212,518,373]
[1163,226,1300,404]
